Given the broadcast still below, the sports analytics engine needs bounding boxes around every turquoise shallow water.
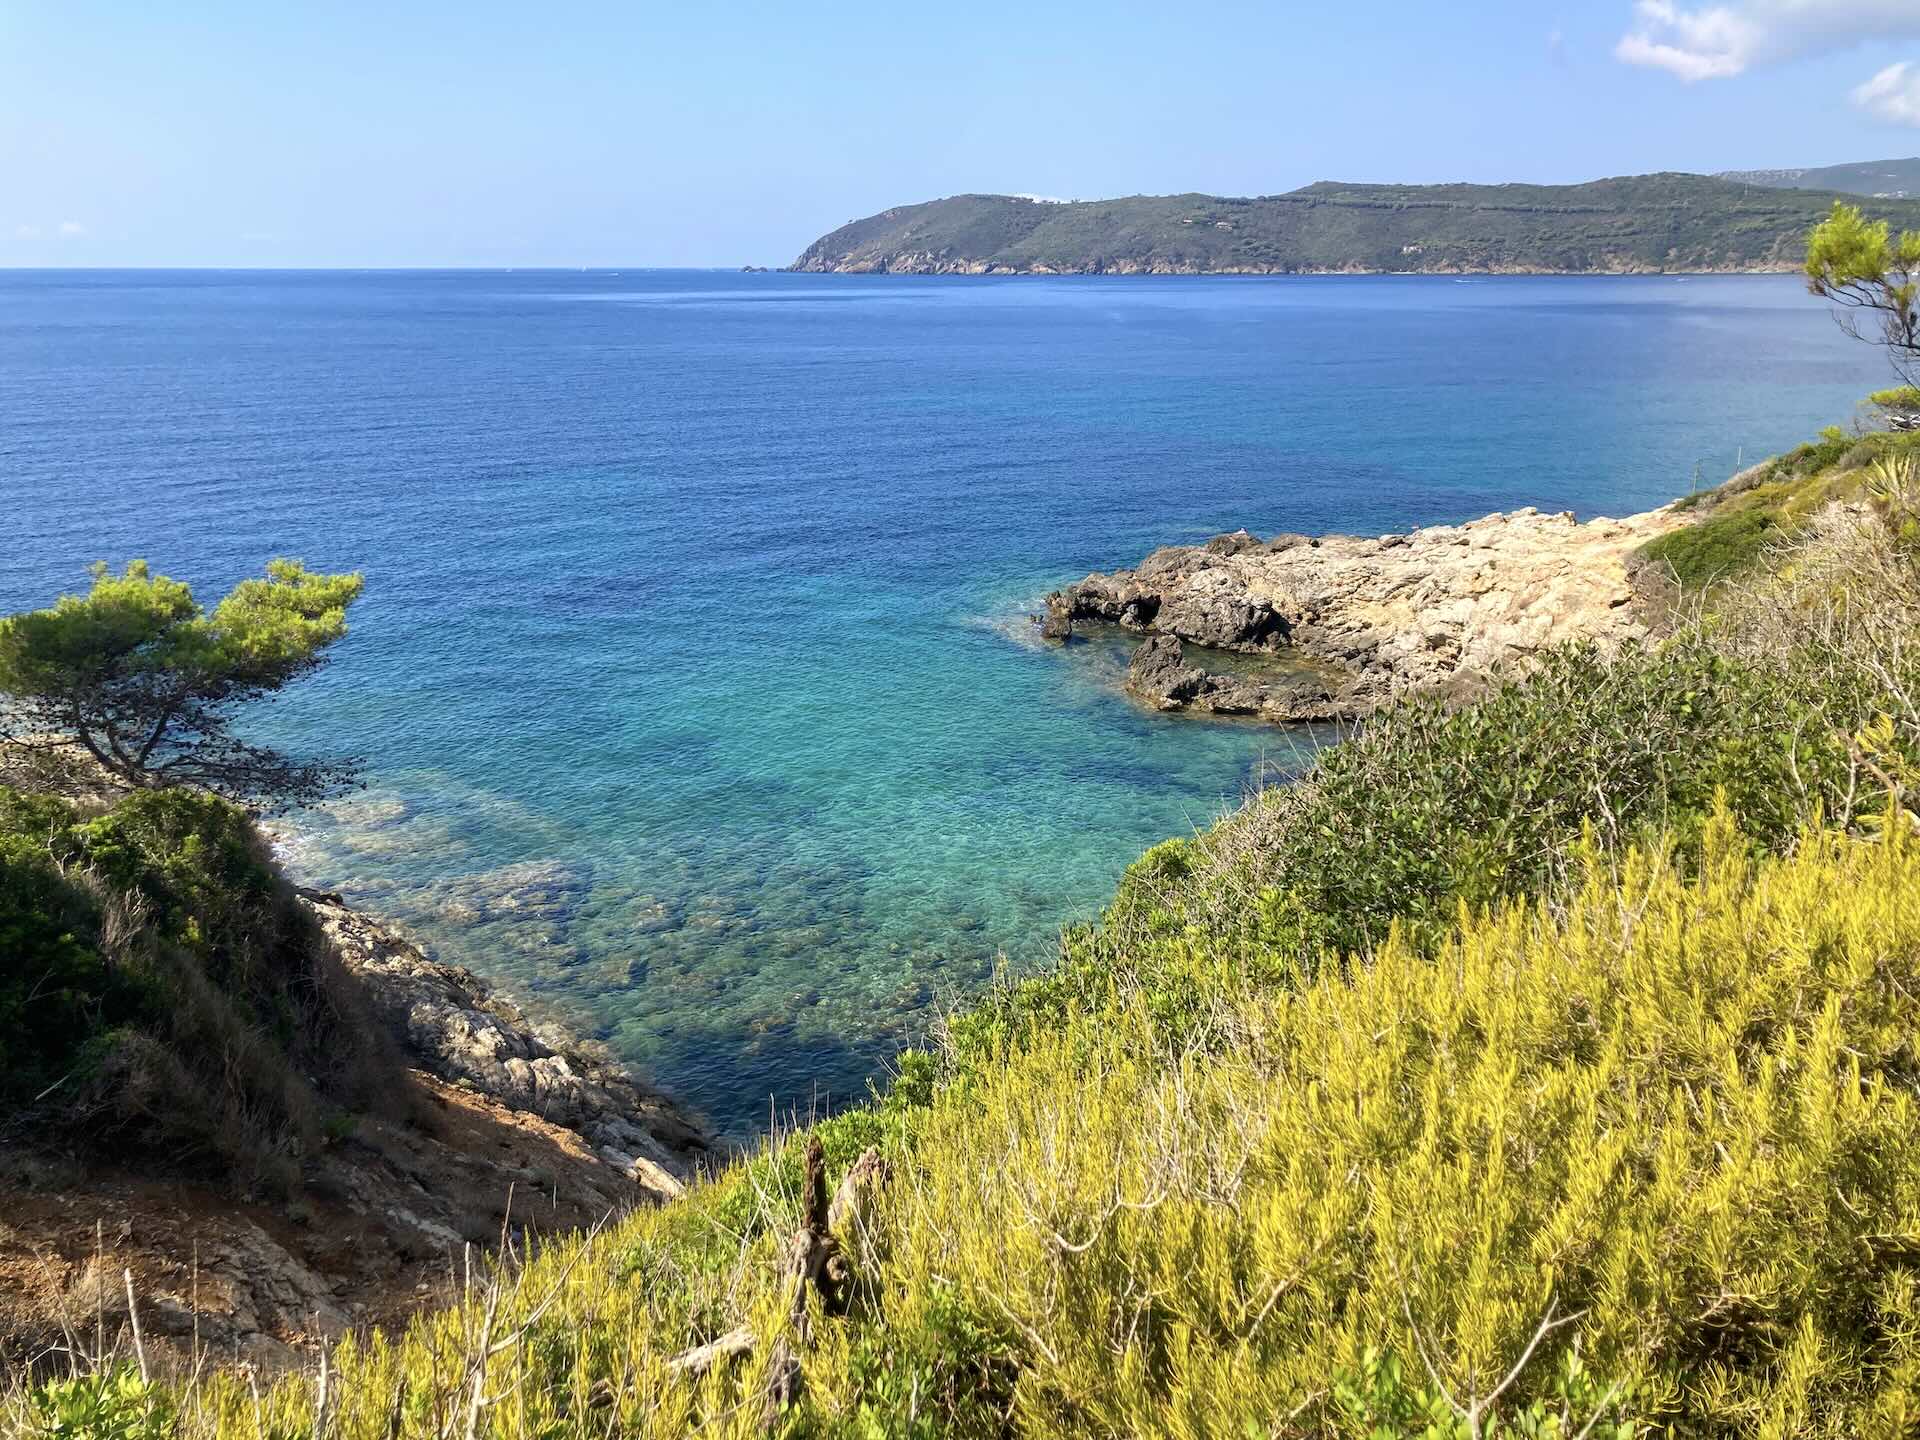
[0,269,1888,1137]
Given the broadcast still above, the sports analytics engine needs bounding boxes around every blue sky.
[7,1,1920,267]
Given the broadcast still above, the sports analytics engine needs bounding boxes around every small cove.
[0,269,1890,1137]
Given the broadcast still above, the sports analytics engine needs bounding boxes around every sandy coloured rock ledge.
[1048,504,1686,719]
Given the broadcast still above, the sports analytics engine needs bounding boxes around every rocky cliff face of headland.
[1045,504,1684,720]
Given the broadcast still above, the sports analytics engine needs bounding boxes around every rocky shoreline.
[301,890,706,1194]
[1042,503,1685,720]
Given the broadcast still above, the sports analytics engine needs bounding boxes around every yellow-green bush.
[92,813,1920,1440]
[879,816,1920,1436]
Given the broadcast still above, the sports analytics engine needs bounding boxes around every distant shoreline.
[789,176,1880,279]
[781,263,1805,278]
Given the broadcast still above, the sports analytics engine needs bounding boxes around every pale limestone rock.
[1055,502,1685,718]
[301,892,704,1198]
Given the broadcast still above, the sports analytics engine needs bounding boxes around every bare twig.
[122,1270,147,1383]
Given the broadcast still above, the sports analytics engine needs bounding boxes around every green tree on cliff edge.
[0,559,365,810]
[1807,200,1920,388]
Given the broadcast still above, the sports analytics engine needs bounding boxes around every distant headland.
[789,168,1920,276]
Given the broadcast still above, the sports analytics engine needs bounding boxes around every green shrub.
[1331,1347,1637,1440]
[0,790,170,1116]
[0,784,401,1184]
[1,851,135,1110]
[1639,503,1782,587]
[25,1369,174,1440]
[1779,426,1857,478]
[73,787,281,980]
[953,637,1865,1063]
[830,1285,1020,1440]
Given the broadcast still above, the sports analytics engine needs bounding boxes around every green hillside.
[1720,156,1920,199]
[791,172,1920,275]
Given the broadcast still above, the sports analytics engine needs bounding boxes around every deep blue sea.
[0,269,1888,1137]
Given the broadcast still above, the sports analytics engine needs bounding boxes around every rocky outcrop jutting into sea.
[1048,505,1684,720]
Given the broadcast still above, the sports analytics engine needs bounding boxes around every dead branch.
[665,1326,755,1378]
[663,1139,891,1416]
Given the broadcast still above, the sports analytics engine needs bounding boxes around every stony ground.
[303,892,704,1195]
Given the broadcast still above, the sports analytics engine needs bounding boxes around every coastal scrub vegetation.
[0,784,402,1192]
[24,816,1920,1437]
[1644,426,1920,591]
[0,559,365,812]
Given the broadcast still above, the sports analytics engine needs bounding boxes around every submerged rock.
[436,858,592,927]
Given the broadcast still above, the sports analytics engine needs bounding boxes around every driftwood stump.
[668,1138,892,1417]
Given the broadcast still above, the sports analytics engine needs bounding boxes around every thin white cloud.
[1615,1,1920,81]
[1855,61,1920,126]
[57,220,85,237]
[14,223,41,239]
